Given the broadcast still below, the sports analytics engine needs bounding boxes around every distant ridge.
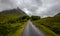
[56,13,60,15]
[54,12,60,17]
[0,7,27,16]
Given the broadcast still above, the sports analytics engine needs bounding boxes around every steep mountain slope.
[54,12,60,17]
[0,7,27,22]
[0,7,27,16]
[0,8,28,36]
[31,12,60,36]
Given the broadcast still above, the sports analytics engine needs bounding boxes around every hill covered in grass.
[0,7,27,22]
[0,7,29,36]
[55,12,60,16]
[0,7,26,16]
[31,13,60,36]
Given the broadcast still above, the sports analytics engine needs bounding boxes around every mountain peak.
[54,12,60,17]
[0,7,27,16]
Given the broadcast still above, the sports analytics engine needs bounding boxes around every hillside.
[0,7,27,22]
[0,7,27,16]
[56,13,60,16]
[31,13,60,36]
[0,7,28,36]
[54,12,60,17]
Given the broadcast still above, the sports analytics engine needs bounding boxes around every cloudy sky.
[0,0,60,17]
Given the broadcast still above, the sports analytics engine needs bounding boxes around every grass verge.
[32,21,58,36]
[38,25,57,36]
[7,22,27,36]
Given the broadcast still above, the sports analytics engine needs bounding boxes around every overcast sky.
[0,0,60,17]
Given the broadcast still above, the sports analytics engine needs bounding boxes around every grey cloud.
[21,0,42,12]
[0,0,60,17]
[27,0,60,17]
[0,0,18,11]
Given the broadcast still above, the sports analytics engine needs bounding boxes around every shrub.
[31,16,40,20]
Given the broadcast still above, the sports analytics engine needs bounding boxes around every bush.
[31,16,40,20]
[7,20,16,24]
[17,16,30,22]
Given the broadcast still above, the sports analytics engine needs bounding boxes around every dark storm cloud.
[0,0,60,17]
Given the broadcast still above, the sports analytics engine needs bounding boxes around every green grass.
[7,22,27,36]
[32,21,59,36]
[40,25,57,36]
[0,14,29,36]
[31,15,60,35]
[31,17,60,36]
[0,22,27,36]
[0,9,29,36]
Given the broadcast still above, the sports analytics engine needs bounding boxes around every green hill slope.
[55,13,60,16]
[0,7,27,22]
[0,7,27,16]
[0,8,28,36]
[31,13,60,36]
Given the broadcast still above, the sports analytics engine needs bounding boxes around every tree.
[31,16,40,21]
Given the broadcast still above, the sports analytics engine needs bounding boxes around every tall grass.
[0,14,28,36]
[31,16,60,36]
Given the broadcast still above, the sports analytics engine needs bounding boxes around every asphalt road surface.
[22,21,45,36]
